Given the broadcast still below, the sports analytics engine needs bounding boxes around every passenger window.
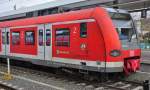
[55,28,70,47]
[46,29,51,46]
[2,32,5,44]
[39,29,43,46]
[6,32,9,44]
[12,32,20,45]
[80,22,87,38]
[25,31,35,45]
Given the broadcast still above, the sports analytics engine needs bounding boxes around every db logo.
[80,43,87,50]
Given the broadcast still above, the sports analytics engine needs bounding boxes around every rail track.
[0,83,16,90]
[0,62,144,90]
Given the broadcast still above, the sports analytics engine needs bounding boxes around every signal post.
[3,58,13,80]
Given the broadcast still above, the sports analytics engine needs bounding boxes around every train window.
[117,28,132,40]
[6,32,9,44]
[12,32,20,45]
[55,28,70,47]
[80,22,87,38]
[2,32,5,44]
[46,29,51,46]
[39,29,43,46]
[25,31,35,45]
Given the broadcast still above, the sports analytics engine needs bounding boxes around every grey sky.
[0,0,55,13]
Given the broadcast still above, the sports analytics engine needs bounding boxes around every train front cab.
[107,8,141,75]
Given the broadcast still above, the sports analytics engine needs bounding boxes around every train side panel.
[10,27,37,55]
[52,20,105,59]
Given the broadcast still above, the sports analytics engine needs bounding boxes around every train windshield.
[109,12,131,20]
[108,12,139,49]
[109,12,137,41]
[116,28,136,41]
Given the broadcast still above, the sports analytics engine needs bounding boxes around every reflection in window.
[80,23,87,38]
[109,12,131,20]
[39,29,43,46]
[6,32,9,44]
[12,32,20,45]
[25,31,35,45]
[116,28,132,40]
[46,29,51,46]
[2,32,5,44]
[56,29,70,46]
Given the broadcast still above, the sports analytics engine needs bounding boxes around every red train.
[0,7,141,75]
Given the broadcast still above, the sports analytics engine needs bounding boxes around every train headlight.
[110,50,121,57]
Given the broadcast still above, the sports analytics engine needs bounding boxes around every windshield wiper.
[129,20,137,42]
[128,29,134,42]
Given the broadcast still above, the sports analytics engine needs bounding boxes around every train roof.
[0,6,130,28]
[0,7,97,28]
[0,0,86,18]
[0,0,115,18]
[0,0,116,22]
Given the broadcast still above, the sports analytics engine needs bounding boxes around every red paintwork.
[52,22,105,61]
[10,27,37,55]
[0,8,95,28]
[122,49,141,58]
[0,7,122,62]
[0,7,141,73]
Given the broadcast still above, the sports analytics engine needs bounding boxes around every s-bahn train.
[0,7,141,75]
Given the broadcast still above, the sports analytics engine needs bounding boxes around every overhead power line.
[108,0,150,7]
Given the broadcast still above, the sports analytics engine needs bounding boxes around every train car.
[0,7,141,74]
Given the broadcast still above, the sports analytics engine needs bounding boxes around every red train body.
[0,7,141,74]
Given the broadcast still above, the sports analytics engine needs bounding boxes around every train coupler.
[124,59,140,75]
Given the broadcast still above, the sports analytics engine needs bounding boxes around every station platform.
[141,60,150,64]
[141,50,150,64]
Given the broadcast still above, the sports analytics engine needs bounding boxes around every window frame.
[55,28,70,47]
[25,31,35,45]
[38,29,44,46]
[12,31,20,45]
[46,29,51,46]
[2,32,5,44]
[80,22,87,38]
[6,32,9,44]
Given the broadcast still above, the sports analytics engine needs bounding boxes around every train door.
[38,24,45,60]
[52,22,89,60]
[38,24,52,61]
[78,22,88,59]
[52,24,73,59]
[1,28,10,56]
[2,28,6,55]
[5,28,10,55]
[44,24,52,61]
